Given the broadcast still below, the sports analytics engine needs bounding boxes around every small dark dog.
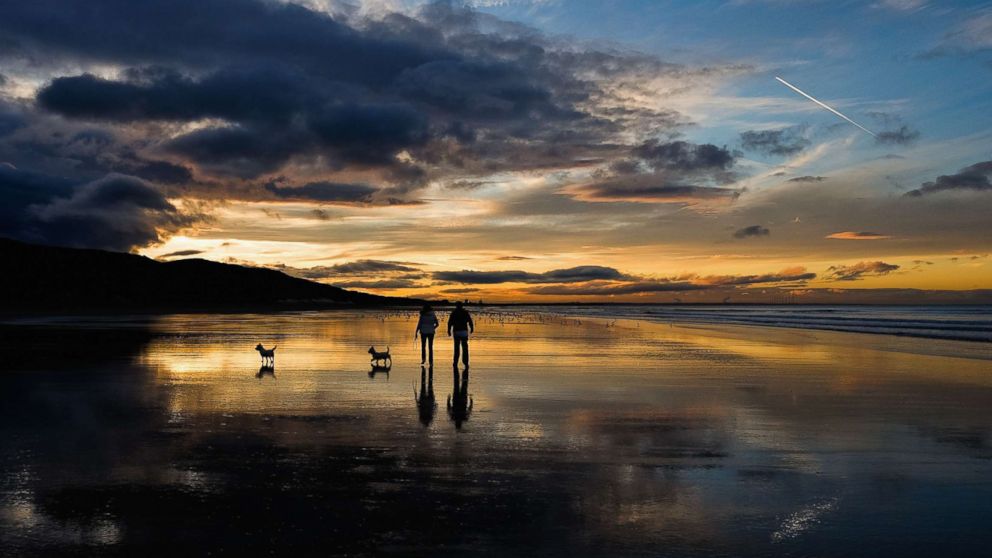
[368,346,391,365]
[255,344,276,364]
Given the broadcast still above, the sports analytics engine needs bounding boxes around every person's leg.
[420,334,427,363]
[461,338,469,366]
[452,335,460,366]
[426,334,434,363]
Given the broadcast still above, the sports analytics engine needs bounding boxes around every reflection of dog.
[256,364,275,380]
[369,363,391,378]
[368,346,391,365]
[255,344,276,364]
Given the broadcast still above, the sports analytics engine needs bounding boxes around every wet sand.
[2,310,991,556]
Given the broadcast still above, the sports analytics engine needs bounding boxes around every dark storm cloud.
[0,100,27,137]
[739,127,810,157]
[0,163,75,240]
[307,102,429,164]
[36,67,319,124]
[4,0,743,194]
[0,0,762,251]
[733,225,770,239]
[875,125,920,146]
[826,261,900,281]
[165,126,301,178]
[433,265,628,284]
[130,160,194,184]
[787,175,826,182]
[634,140,735,172]
[1,170,197,251]
[394,59,578,123]
[37,69,433,177]
[0,0,442,85]
[904,160,992,196]
[264,181,378,204]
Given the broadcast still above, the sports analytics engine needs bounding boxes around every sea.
[532,304,992,343]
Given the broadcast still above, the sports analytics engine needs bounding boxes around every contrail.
[775,76,877,138]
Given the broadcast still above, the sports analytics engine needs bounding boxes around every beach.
[2,309,992,556]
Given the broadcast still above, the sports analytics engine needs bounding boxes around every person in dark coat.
[447,301,474,368]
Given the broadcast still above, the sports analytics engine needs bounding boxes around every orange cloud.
[825,231,891,240]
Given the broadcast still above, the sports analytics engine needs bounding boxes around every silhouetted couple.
[415,301,475,367]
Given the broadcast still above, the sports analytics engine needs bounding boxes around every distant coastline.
[1,237,424,313]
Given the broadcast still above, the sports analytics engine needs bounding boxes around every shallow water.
[2,310,992,557]
[551,304,992,342]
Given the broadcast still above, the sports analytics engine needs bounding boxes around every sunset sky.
[2,0,991,302]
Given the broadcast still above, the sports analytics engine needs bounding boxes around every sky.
[1,0,991,302]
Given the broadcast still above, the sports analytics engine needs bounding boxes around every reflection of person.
[414,365,436,427]
[415,304,439,364]
[447,366,473,429]
[447,301,474,368]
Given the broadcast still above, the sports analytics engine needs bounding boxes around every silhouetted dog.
[368,346,391,365]
[255,344,276,364]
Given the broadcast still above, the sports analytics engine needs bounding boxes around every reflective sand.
[2,310,991,556]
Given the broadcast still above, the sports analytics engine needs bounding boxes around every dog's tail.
[272,346,277,351]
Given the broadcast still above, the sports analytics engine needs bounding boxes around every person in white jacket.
[415,304,440,364]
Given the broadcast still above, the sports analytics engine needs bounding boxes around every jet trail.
[775,76,877,138]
